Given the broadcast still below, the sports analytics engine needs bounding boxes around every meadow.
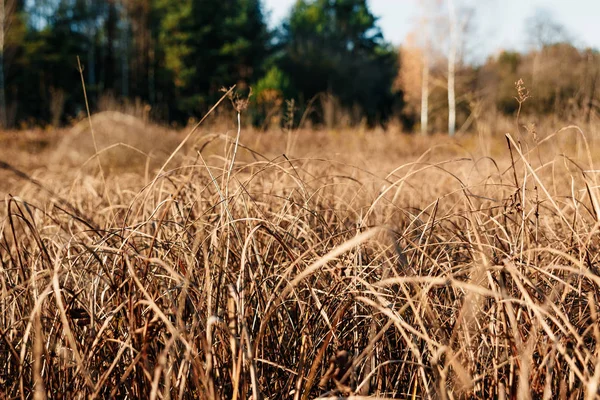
[1,106,600,399]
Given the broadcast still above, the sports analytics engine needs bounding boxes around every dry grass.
[1,110,600,399]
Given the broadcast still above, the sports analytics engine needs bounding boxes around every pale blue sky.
[264,0,600,61]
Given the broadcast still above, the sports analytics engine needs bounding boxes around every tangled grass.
[1,113,600,399]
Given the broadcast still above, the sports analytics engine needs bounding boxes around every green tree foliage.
[250,65,292,128]
[154,0,270,119]
[9,0,271,125]
[17,0,97,123]
[479,51,521,115]
[7,0,597,131]
[278,0,399,125]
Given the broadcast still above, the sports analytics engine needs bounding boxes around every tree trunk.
[0,0,7,129]
[86,0,96,87]
[421,26,429,136]
[120,4,129,98]
[105,1,118,92]
[447,0,457,137]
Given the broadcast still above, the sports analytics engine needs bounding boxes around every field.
[1,110,600,399]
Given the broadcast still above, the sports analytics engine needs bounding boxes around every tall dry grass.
[1,106,600,399]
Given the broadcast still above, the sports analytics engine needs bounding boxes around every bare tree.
[421,38,429,135]
[526,8,570,49]
[447,0,457,136]
[395,0,439,135]
[443,0,476,136]
[418,2,436,136]
[396,37,427,133]
[525,8,571,86]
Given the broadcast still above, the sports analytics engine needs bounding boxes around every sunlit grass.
[1,110,599,399]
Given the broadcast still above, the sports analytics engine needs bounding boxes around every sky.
[263,0,600,61]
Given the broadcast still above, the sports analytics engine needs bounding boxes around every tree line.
[1,0,598,132]
[1,0,398,129]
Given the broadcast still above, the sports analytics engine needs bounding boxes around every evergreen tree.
[154,0,270,119]
[278,0,398,126]
[17,0,93,123]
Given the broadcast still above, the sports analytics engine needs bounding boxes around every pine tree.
[153,0,270,119]
[279,0,398,126]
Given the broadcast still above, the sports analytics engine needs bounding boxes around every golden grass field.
[1,110,600,399]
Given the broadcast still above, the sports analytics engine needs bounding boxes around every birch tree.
[417,0,435,135]
[396,33,429,134]
[396,0,439,135]
[525,8,570,87]
[447,0,457,136]
[444,0,474,136]
[421,29,430,135]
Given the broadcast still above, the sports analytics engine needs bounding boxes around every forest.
[1,0,598,132]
